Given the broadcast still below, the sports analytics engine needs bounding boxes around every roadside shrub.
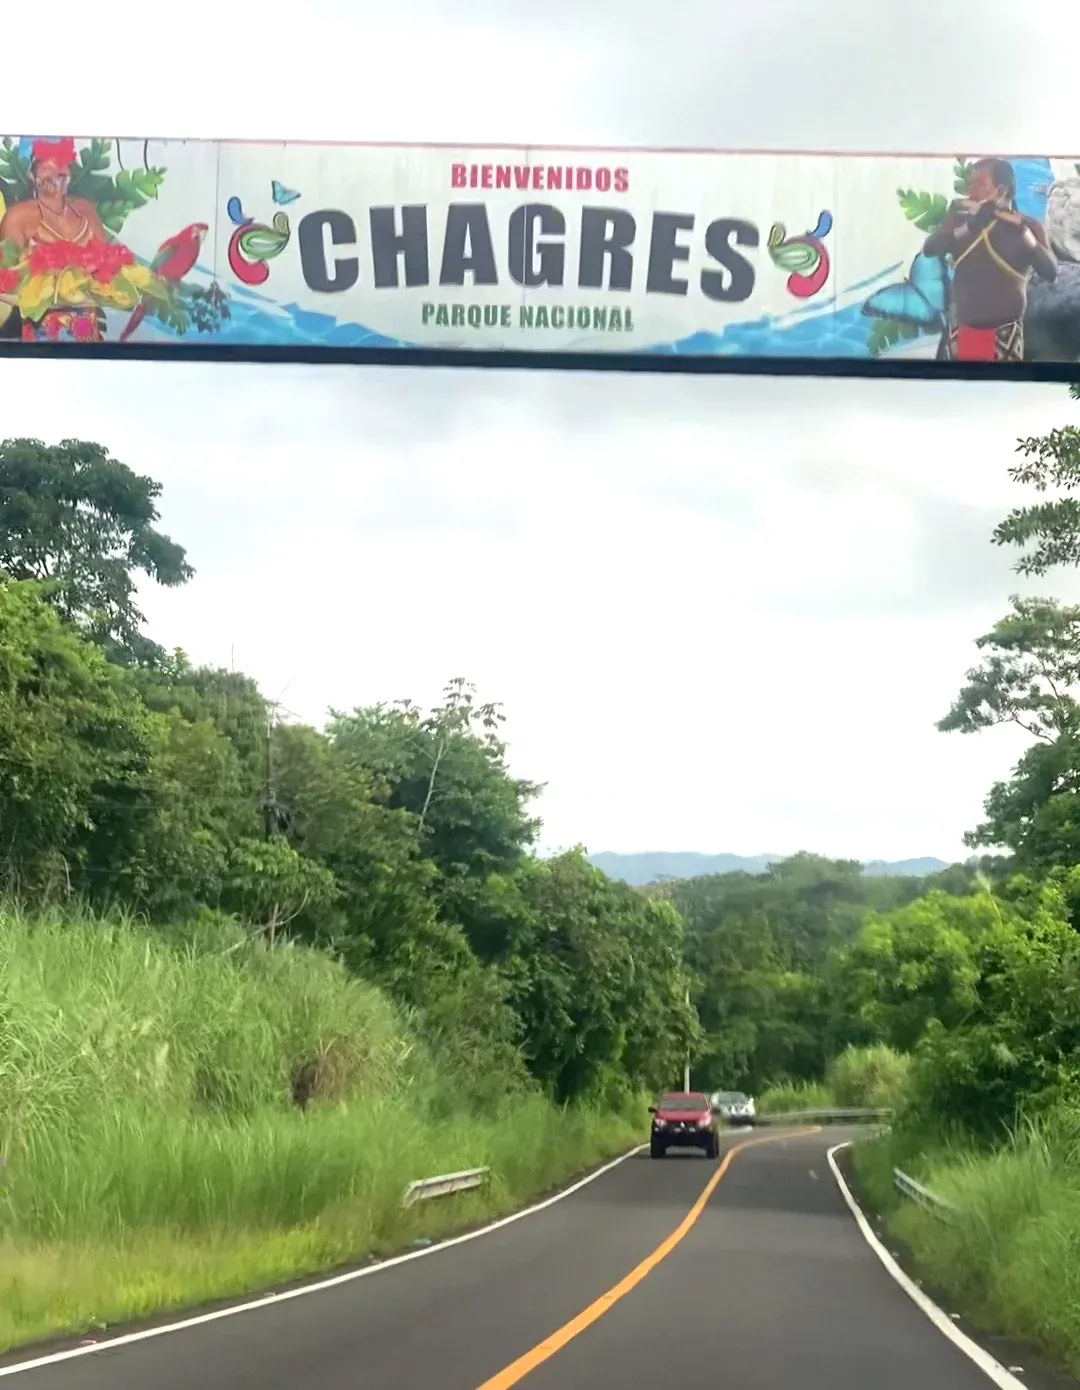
[855,1105,1080,1376]
[0,899,642,1353]
[827,1044,910,1111]
[757,1080,834,1114]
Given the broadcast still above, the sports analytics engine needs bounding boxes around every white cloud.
[6,0,1080,863]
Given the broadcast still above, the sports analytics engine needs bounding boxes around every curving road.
[0,1126,1050,1389]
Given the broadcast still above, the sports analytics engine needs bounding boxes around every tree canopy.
[13,404,1080,1141]
[0,437,192,665]
[993,383,1080,577]
[0,467,699,1109]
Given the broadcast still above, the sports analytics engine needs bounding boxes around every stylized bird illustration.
[119,223,210,343]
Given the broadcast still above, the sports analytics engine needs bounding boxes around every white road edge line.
[0,1143,649,1377]
[827,1141,1025,1390]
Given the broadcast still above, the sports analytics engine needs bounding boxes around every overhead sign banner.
[2,134,1079,366]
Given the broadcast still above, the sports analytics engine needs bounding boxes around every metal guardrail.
[893,1166,959,1217]
[401,1166,491,1209]
[754,1107,893,1126]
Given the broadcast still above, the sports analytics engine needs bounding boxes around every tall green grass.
[756,1046,909,1118]
[853,1112,1080,1376]
[827,1044,910,1111]
[757,1080,835,1114]
[0,903,642,1353]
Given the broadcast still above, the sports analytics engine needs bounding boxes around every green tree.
[328,679,545,971]
[966,735,1080,870]
[133,655,269,787]
[658,855,925,1089]
[0,580,157,895]
[82,705,257,915]
[504,851,699,1103]
[329,679,541,881]
[922,858,1008,895]
[684,906,787,1088]
[906,879,1080,1137]
[0,437,738,1122]
[992,383,1080,576]
[939,388,1080,875]
[939,597,1080,868]
[223,837,339,945]
[269,721,437,972]
[0,437,192,664]
[669,855,917,969]
[83,656,272,915]
[938,595,1080,741]
[836,891,991,1052]
[683,905,832,1091]
[267,721,534,1110]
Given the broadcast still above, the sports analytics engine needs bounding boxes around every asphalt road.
[0,1125,1028,1390]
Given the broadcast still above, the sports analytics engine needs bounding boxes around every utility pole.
[258,694,298,843]
[683,984,691,1092]
[261,702,278,840]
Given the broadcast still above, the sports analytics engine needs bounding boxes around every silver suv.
[710,1090,756,1126]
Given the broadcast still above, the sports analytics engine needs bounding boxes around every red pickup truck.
[648,1090,720,1159]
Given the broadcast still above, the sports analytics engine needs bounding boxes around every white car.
[710,1090,756,1126]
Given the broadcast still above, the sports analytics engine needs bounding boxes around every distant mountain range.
[587,851,952,887]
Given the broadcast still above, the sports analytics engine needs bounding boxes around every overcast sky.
[7,0,1080,864]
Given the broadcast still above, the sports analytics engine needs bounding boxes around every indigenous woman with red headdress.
[0,137,111,342]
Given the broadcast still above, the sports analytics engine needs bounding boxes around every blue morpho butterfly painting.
[862,252,951,332]
[226,181,301,228]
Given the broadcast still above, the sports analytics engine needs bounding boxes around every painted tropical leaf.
[953,158,974,195]
[0,138,31,204]
[866,316,921,358]
[67,139,113,204]
[64,141,168,236]
[867,319,901,357]
[897,189,950,233]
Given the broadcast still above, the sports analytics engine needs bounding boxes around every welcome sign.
[2,134,1079,369]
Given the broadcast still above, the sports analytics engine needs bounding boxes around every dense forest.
[0,436,705,1114]
[4,413,1080,1125]
[5,389,1080,1356]
[669,388,1080,1148]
